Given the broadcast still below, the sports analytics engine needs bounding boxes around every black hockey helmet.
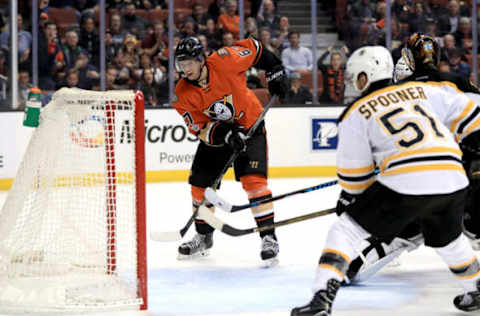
[174,36,204,62]
[402,32,441,72]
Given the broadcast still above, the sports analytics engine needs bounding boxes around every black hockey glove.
[460,131,480,157]
[469,159,480,180]
[225,126,247,152]
[336,190,358,215]
[266,65,288,99]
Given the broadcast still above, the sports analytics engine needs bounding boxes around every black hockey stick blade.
[205,178,339,213]
[150,95,278,242]
[198,204,336,237]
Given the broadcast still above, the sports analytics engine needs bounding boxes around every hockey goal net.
[0,88,148,314]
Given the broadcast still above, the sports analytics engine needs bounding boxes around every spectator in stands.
[39,12,49,30]
[408,2,429,34]
[191,2,208,32]
[198,34,214,56]
[61,29,86,70]
[157,32,182,69]
[425,17,440,42]
[217,0,240,39]
[18,70,33,110]
[79,14,99,67]
[284,72,312,104]
[122,3,148,38]
[0,14,32,69]
[429,0,449,17]
[107,0,125,11]
[73,0,97,14]
[200,18,221,50]
[453,17,472,48]
[72,51,100,90]
[105,29,117,63]
[39,0,50,14]
[64,68,80,88]
[393,0,411,25]
[257,0,281,35]
[134,0,165,10]
[121,35,141,86]
[208,0,226,23]
[105,65,128,90]
[110,13,126,48]
[448,48,471,78]
[281,31,313,76]
[181,18,198,38]
[259,27,279,56]
[272,16,290,53]
[38,20,64,90]
[438,0,462,35]
[222,31,235,47]
[347,23,374,53]
[134,52,166,85]
[317,45,347,105]
[137,68,158,107]
[245,17,259,38]
[349,0,376,24]
[462,38,473,56]
[111,49,132,88]
[443,33,456,50]
[142,22,167,57]
[391,33,410,63]
[373,1,386,30]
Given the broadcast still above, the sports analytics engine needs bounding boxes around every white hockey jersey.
[420,81,480,142]
[337,81,469,195]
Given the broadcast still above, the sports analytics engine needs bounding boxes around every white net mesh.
[0,88,146,313]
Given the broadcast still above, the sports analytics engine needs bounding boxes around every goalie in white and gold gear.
[291,46,480,316]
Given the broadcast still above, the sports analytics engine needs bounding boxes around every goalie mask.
[402,33,441,72]
[345,46,394,94]
[394,55,413,83]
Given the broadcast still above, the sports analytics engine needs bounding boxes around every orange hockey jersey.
[173,38,264,145]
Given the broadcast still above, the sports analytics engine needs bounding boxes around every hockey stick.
[204,178,339,213]
[150,95,277,242]
[198,204,336,237]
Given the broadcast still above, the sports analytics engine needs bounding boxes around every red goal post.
[0,88,149,314]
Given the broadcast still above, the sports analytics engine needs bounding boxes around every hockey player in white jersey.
[346,34,480,284]
[291,46,480,316]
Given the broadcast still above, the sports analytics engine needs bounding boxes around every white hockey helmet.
[393,54,413,83]
[345,46,394,94]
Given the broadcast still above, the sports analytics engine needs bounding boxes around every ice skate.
[260,234,279,267]
[454,280,480,312]
[177,233,213,260]
[291,279,340,316]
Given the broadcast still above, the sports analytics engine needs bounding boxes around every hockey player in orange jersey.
[173,36,287,266]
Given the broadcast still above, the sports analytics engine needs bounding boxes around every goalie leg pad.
[347,235,424,284]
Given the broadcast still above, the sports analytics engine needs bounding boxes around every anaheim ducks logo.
[203,94,244,122]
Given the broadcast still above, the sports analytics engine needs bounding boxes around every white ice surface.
[0,177,475,316]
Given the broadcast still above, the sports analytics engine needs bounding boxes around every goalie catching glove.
[266,65,288,99]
